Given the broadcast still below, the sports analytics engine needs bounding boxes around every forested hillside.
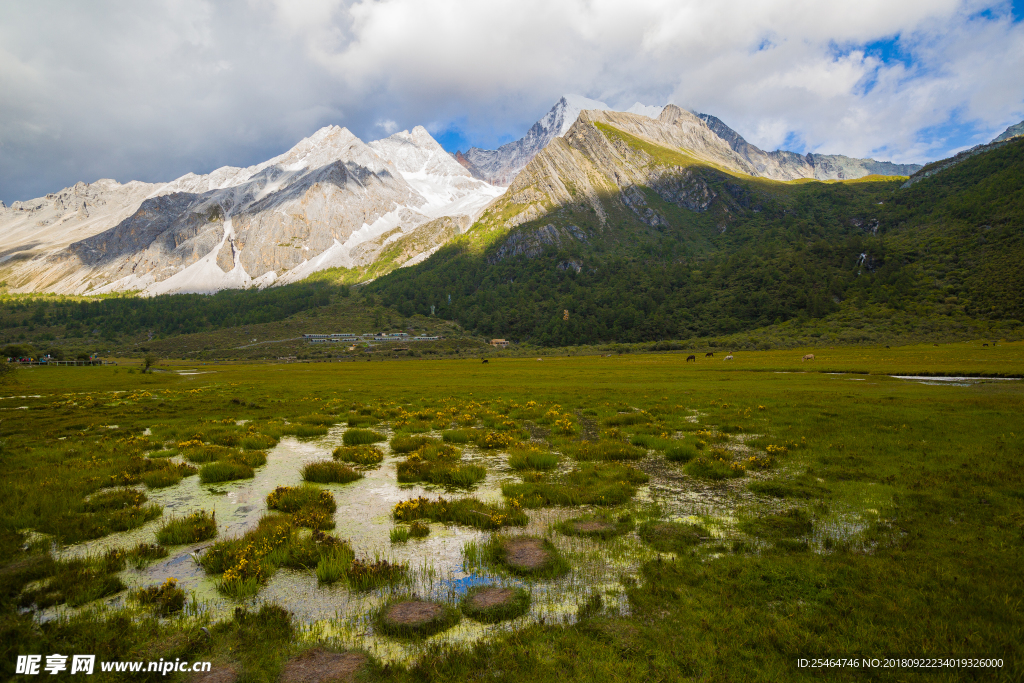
[368,132,1024,346]
[0,134,1020,355]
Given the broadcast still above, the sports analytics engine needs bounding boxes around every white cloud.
[1,0,1022,201]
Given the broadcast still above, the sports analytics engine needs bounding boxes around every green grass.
[301,460,363,484]
[396,459,486,487]
[315,545,354,584]
[284,424,330,439]
[390,434,438,453]
[346,558,408,591]
[155,510,217,545]
[502,462,649,507]
[507,445,560,471]
[561,439,647,461]
[475,535,570,578]
[266,485,337,514]
[347,414,379,427]
[629,434,673,450]
[556,513,634,540]
[281,530,351,570]
[331,444,384,466]
[199,516,293,597]
[18,555,125,609]
[182,443,234,463]
[393,496,528,530]
[739,508,814,540]
[665,442,699,462]
[637,520,711,553]
[685,455,747,480]
[199,460,255,483]
[374,597,461,638]
[134,577,185,616]
[140,466,191,488]
[390,526,411,543]
[0,348,1023,681]
[441,429,471,443]
[604,412,652,426]
[342,428,386,445]
[230,449,268,467]
[460,584,531,623]
[295,413,336,426]
[125,542,169,569]
[748,477,829,499]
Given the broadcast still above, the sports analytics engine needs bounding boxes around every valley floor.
[1,345,1022,681]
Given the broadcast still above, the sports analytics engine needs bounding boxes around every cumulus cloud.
[1,0,1022,202]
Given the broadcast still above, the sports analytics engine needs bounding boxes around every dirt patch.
[187,665,238,683]
[468,586,515,610]
[503,537,550,570]
[383,600,443,627]
[572,521,615,533]
[279,649,366,683]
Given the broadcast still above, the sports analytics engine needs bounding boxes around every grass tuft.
[461,584,531,623]
[638,520,710,552]
[441,429,471,443]
[508,445,559,471]
[343,428,386,446]
[562,440,646,461]
[134,577,185,616]
[665,442,699,463]
[155,510,217,545]
[301,460,363,484]
[375,597,460,638]
[332,445,384,467]
[503,462,649,508]
[557,513,634,540]
[199,460,254,483]
[393,496,527,529]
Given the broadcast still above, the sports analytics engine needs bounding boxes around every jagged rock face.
[456,94,917,190]
[488,223,587,263]
[493,107,746,233]
[2,125,503,295]
[993,120,1024,143]
[457,95,612,186]
[0,179,161,270]
[696,113,922,180]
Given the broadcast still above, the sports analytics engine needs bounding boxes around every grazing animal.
[686,355,696,362]
[983,343,988,347]
[725,355,733,360]
[705,352,714,358]
[802,354,815,361]
[482,359,489,363]
[886,345,890,349]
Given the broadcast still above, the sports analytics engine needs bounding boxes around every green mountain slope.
[368,116,1024,346]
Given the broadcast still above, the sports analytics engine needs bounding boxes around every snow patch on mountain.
[2,124,504,295]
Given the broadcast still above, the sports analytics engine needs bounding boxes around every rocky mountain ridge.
[456,95,922,187]
[1,125,503,295]
[695,113,921,180]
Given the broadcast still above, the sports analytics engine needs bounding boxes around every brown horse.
[686,355,696,362]
[705,352,714,358]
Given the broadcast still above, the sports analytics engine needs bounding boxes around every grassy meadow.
[0,341,1021,681]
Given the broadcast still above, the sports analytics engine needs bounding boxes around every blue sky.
[2,0,1023,202]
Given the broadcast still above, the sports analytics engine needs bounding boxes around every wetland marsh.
[1,341,1022,681]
